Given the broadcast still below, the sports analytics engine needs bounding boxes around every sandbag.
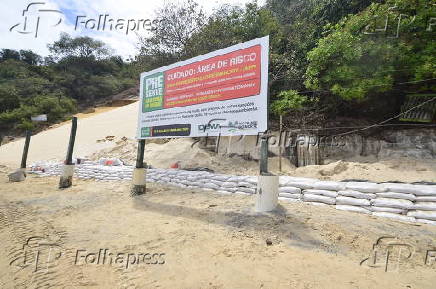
[278,197,299,203]
[235,191,251,195]
[368,206,406,214]
[312,181,345,191]
[217,190,233,195]
[383,183,436,196]
[278,193,301,199]
[346,182,386,193]
[303,189,338,198]
[221,182,238,188]
[336,196,370,206]
[237,187,256,194]
[203,183,220,190]
[412,202,436,211]
[407,210,436,221]
[279,187,301,194]
[371,198,413,210]
[238,181,256,188]
[212,175,230,182]
[415,219,436,225]
[228,176,247,183]
[302,194,336,205]
[245,176,258,185]
[338,190,376,200]
[416,196,436,202]
[372,212,416,223]
[210,180,224,187]
[336,205,371,214]
[286,181,314,190]
[376,192,417,202]
[411,185,436,196]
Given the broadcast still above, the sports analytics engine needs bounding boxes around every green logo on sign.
[141,127,151,137]
[143,72,164,112]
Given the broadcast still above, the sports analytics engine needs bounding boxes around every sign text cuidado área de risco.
[137,36,269,138]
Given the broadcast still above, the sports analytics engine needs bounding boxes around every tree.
[48,33,110,60]
[137,0,206,69]
[305,0,435,101]
[0,49,20,61]
[19,50,42,65]
[265,0,376,93]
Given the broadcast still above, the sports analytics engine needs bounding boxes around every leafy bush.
[271,90,309,115]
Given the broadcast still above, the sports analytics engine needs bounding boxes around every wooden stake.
[65,117,77,165]
[21,130,31,169]
[131,139,146,196]
[279,115,283,172]
[59,117,77,188]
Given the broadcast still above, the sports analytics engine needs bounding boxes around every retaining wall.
[31,161,436,226]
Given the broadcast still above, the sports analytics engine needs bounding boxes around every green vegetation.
[2,0,434,135]
[0,33,136,133]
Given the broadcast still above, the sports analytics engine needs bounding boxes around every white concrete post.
[59,164,75,188]
[131,168,146,196]
[255,175,279,212]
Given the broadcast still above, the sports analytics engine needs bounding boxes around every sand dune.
[0,102,139,168]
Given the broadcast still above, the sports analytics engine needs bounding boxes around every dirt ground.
[1,174,436,289]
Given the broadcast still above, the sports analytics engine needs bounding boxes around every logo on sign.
[143,72,164,112]
[198,119,226,132]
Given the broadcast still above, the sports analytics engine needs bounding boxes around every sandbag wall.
[32,161,436,226]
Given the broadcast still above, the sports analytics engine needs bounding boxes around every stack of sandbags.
[385,183,436,225]
[278,186,302,202]
[352,182,414,222]
[302,189,337,205]
[335,190,373,214]
[279,176,314,202]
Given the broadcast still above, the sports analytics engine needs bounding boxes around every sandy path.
[0,102,139,167]
[1,174,435,288]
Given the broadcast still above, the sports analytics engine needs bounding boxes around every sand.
[1,174,436,288]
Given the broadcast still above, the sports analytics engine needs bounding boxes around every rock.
[8,169,26,182]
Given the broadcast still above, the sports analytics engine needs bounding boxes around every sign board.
[137,36,269,139]
[31,114,48,122]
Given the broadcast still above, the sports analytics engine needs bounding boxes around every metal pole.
[21,130,31,169]
[279,115,283,172]
[131,139,146,196]
[215,133,221,154]
[260,136,268,175]
[65,117,77,165]
[136,140,146,168]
